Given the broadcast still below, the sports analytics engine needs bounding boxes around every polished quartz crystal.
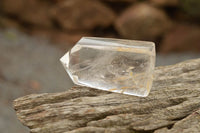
[60,37,155,97]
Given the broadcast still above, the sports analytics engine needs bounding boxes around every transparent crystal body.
[60,37,155,97]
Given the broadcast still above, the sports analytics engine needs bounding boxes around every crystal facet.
[60,37,155,97]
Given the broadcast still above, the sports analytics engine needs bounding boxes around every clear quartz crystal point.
[60,37,155,97]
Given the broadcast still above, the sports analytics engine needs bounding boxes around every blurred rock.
[30,28,90,49]
[160,24,200,53]
[1,0,53,28]
[150,0,179,6]
[51,0,116,30]
[0,16,20,29]
[115,3,172,41]
[0,0,25,15]
[101,0,136,2]
[19,1,53,28]
[50,31,91,48]
[0,0,200,54]
[181,0,200,18]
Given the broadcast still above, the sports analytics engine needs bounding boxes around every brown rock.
[160,24,200,53]
[115,3,172,41]
[51,0,116,30]
[30,28,91,49]
[0,16,20,29]
[181,0,200,18]
[150,0,179,6]
[50,31,91,48]
[100,0,136,2]
[19,0,53,28]
[1,0,53,28]
[0,0,25,14]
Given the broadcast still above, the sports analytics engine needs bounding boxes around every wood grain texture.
[13,58,200,133]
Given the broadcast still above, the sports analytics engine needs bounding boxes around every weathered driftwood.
[14,58,200,133]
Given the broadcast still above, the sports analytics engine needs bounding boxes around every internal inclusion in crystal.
[60,37,155,97]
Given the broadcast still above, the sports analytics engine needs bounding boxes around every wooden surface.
[13,58,200,133]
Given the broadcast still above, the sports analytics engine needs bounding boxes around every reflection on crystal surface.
[60,37,155,97]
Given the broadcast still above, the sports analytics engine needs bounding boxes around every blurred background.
[0,0,200,132]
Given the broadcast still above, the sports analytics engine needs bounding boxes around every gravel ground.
[0,29,200,133]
